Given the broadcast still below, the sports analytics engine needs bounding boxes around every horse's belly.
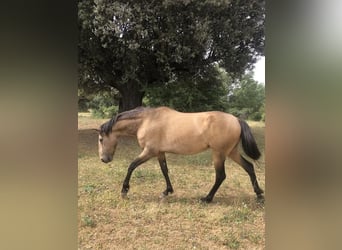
[162,140,208,155]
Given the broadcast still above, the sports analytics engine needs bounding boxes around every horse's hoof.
[200,197,212,203]
[256,194,265,203]
[159,192,167,199]
[121,192,128,199]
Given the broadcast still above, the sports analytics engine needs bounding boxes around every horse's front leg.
[121,148,153,199]
[158,153,174,198]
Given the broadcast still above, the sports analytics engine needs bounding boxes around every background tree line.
[78,0,265,120]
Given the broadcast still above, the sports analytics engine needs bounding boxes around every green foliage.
[78,88,90,112]
[227,74,265,120]
[88,90,119,118]
[92,105,118,119]
[78,0,265,111]
[144,65,231,111]
[259,102,265,122]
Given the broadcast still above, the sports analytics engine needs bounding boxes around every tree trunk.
[118,82,144,113]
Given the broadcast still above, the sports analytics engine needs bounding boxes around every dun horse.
[98,106,264,203]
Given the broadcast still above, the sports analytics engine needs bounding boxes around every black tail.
[238,119,261,160]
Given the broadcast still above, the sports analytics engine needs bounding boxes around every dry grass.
[78,114,265,250]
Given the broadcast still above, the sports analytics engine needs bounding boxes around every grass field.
[78,113,265,250]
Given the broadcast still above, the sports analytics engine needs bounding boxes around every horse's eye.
[99,138,103,143]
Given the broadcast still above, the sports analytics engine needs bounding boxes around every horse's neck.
[113,118,141,137]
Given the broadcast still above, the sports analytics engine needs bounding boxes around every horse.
[97,106,264,203]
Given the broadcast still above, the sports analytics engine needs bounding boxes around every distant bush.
[91,105,118,118]
[227,74,265,121]
[78,97,89,112]
[88,91,119,118]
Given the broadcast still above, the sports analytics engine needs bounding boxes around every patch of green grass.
[223,232,241,249]
[134,168,161,181]
[81,215,96,228]
[247,232,263,245]
[221,202,254,225]
[186,151,212,166]
[83,184,96,193]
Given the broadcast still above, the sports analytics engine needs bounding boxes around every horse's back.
[137,107,241,155]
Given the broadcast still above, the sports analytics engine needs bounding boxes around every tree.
[227,73,265,120]
[78,0,265,112]
[144,64,231,111]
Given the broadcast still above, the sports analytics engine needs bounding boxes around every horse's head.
[98,131,118,163]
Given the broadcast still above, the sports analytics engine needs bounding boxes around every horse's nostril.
[101,157,112,163]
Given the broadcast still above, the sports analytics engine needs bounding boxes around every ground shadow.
[119,190,265,210]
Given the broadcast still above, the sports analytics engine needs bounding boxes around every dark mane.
[99,106,151,135]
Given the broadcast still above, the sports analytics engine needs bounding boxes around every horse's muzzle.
[101,156,112,163]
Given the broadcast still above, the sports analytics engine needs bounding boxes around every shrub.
[88,91,119,118]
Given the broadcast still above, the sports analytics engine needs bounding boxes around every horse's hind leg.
[229,148,264,199]
[158,153,174,197]
[201,152,226,203]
